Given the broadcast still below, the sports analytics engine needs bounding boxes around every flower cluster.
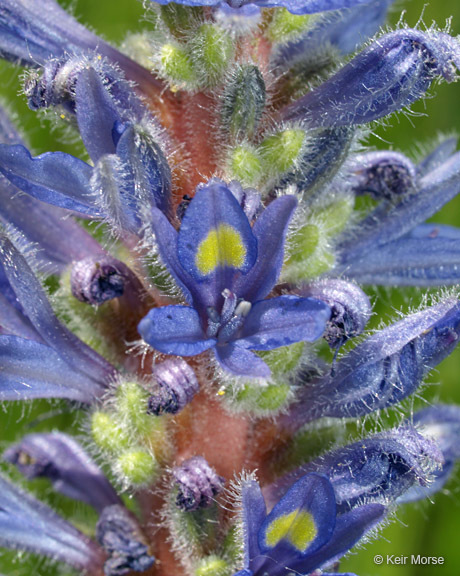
[0,1,460,576]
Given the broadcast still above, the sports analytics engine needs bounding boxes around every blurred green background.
[1,1,460,575]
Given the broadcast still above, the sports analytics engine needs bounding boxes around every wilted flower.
[0,1,460,575]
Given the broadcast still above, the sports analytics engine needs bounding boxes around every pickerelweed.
[0,1,460,576]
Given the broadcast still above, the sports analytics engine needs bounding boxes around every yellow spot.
[265,510,317,551]
[196,224,246,275]
[97,54,102,60]
[60,113,66,119]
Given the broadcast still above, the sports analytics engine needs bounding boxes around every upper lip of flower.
[137,179,331,378]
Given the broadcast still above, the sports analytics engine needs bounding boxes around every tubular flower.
[0,1,459,576]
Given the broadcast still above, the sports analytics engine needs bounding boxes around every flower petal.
[239,476,266,571]
[287,504,386,576]
[177,179,257,308]
[138,305,216,356]
[0,144,97,216]
[0,233,115,385]
[0,335,103,402]
[75,67,124,163]
[259,474,336,558]
[150,207,195,303]
[214,344,271,378]
[234,195,297,302]
[238,296,330,350]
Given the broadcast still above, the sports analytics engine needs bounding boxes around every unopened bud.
[148,359,199,416]
[70,256,125,305]
[96,504,155,576]
[173,456,224,511]
[221,64,266,138]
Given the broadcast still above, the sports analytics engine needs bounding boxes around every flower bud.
[300,279,371,347]
[270,426,443,512]
[227,143,262,186]
[161,43,196,85]
[147,358,199,415]
[349,151,416,200]
[70,256,125,306]
[281,29,460,127]
[116,449,157,487]
[221,64,266,138]
[190,23,233,85]
[287,298,460,426]
[258,128,305,175]
[172,456,225,511]
[279,126,355,198]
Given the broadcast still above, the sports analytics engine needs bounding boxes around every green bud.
[117,449,157,486]
[317,196,354,237]
[227,144,262,187]
[91,411,130,453]
[283,222,335,281]
[195,555,230,576]
[221,64,266,138]
[121,33,155,69]
[259,129,305,175]
[236,382,292,412]
[160,5,203,36]
[116,380,155,439]
[258,342,305,375]
[161,43,196,85]
[191,24,233,84]
[267,9,312,43]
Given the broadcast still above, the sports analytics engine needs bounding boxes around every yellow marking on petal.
[265,510,317,551]
[195,224,246,275]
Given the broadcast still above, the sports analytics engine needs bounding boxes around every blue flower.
[138,179,331,378]
[0,473,105,571]
[337,141,460,285]
[282,297,460,428]
[2,433,156,576]
[235,472,385,576]
[0,62,172,236]
[280,29,460,127]
[0,231,116,402]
